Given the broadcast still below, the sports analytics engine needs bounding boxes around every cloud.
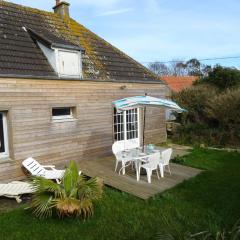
[9,0,122,10]
[96,8,134,17]
[72,0,121,9]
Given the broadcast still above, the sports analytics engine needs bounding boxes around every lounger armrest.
[42,165,56,169]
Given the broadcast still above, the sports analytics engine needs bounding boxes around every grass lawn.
[0,148,239,240]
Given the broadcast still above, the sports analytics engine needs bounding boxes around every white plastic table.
[119,147,165,181]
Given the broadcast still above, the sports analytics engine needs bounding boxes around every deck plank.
[79,156,202,199]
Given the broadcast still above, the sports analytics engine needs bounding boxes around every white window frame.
[0,112,9,159]
[52,107,75,122]
[113,108,140,149]
[54,48,82,79]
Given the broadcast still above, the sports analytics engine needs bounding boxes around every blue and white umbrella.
[113,95,186,113]
[112,95,186,149]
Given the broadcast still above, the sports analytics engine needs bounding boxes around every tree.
[148,58,212,77]
[169,60,187,76]
[185,58,201,76]
[201,64,212,77]
[148,62,169,76]
[197,65,240,90]
[148,60,187,76]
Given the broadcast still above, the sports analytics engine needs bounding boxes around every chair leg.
[137,165,140,181]
[15,196,22,203]
[156,169,160,179]
[114,160,118,172]
[168,165,172,175]
[146,169,152,183]
[159,164,164,178]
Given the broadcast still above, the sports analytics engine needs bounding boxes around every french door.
[113,108,140,149]
[0,112,8,158]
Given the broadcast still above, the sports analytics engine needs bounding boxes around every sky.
[9,0,240,68]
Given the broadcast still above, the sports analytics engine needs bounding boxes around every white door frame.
[114,108,140,149]
[0,112,9,158]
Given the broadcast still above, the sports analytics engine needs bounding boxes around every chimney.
[53,1,70,19]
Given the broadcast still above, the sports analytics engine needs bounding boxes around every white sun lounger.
[22,157,82,184]
[0,181,35,203]
[22,157,65,183]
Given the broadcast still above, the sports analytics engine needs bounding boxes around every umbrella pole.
[142,106,146,152]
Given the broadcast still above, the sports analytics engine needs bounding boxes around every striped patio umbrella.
[112,95,186,148]
[113,95,186,113]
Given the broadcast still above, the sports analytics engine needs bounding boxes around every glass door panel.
[113,108,140,149]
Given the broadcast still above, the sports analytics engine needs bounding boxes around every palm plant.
[29,160,103,219]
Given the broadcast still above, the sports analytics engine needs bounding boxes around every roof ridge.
[1,0,55,16]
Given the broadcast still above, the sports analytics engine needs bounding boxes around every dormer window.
[57,49,82,78]
[26,28,84,79]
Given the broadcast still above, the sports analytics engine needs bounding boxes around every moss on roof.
[0,1,161,83]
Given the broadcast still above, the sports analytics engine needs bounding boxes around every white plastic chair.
[138,152,161,183]
[22,157,65,184]
[159,148,173,177]
[112,142,133,175]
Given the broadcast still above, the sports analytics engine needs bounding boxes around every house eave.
[0,74,164,84]
[51,43,85,52]
[26,27,84,52]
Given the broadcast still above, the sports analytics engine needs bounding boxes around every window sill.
[52,118,77,123]
[59,75,83,79]
[0,156,13,164]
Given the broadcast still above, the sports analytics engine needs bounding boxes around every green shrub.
[171,123,223,147]
[171,85,240,147]
[196,66,240,90]
[206,88,240,128]
[172,84,218,124]
[172,155,186,164]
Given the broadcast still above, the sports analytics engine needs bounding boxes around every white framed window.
[52,107,75,122]
[0,112,9,159]
[113,108,140,148]
[57,49,82,78]
[126,108,139,140]
[114,109,124,141]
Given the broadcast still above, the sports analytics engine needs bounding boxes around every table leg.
[135,161,140,181]
[122,162,126,175]
[159,163,164,178]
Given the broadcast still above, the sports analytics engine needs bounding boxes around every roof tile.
[161,76,198,92]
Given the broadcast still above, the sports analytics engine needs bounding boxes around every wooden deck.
[79,156,202,200]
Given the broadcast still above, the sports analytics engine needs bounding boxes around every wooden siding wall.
[0,78,167,182]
